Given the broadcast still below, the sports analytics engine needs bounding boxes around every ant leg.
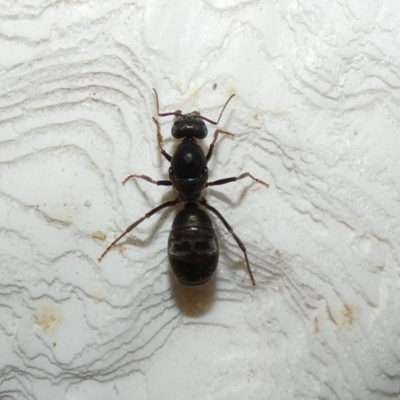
[199,199,256,286]
[152,117,172,162]
[206,129,234,162]
[207,172,269,188]
[122,174,172,186]
[98,199,179,262]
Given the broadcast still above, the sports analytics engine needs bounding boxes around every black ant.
[98,90,268,286]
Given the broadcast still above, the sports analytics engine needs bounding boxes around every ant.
[98,89,268,286]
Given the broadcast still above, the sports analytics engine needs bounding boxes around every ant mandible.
[98,89,268,286]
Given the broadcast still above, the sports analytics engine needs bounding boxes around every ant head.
[171,112,208,139]
[153,89,236,140]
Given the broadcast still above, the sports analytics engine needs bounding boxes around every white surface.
[1,1,400,399]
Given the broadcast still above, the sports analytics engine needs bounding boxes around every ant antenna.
[153,89,182,118]
[152,89,235,125]
[197,94,236,125]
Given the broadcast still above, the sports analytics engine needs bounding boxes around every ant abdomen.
[168,203,219,286]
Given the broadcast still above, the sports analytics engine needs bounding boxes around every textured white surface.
[1,1,400,399]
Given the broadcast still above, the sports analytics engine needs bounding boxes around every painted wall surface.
[0,1,399,399]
